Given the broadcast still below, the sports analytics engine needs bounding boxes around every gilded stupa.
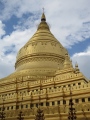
[0,13,90,120]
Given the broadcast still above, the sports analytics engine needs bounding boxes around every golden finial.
[41,8,46,21]
[43,7,44,13]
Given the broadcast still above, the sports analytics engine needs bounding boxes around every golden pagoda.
[0,13,90,120]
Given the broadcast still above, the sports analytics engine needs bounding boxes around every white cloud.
[0,0,42,20]
[0,28,36,55]
[0,21,5,38]
[45,0,90,47]
[71,46,90,79]
[0,54,15,78]
[0,0,90,47]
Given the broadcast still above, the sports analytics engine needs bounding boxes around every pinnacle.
[41,12,46,21]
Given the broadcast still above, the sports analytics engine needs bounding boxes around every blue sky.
[0,0,90,79]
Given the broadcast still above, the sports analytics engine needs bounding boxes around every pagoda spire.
[41,8,46,21]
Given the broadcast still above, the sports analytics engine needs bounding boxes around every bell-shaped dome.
[15,13,66,76]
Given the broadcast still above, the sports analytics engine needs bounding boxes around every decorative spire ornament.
[75,62,80,73]
[17,111,24,120]
[64,51,73,69]
[0,98,5,120]
[17,83,24,120]
[68,86,77,120]
[35,80,45,120]
[35,108,45,120]
[68,98,77,120]
[42,8,44,13]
